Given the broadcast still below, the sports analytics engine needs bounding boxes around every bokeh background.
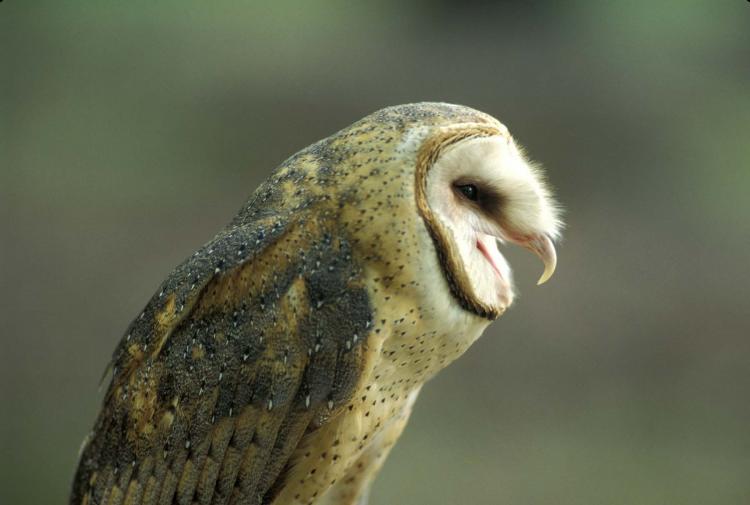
[2,1,749,504]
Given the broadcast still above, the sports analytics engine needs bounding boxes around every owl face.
[417,126,561,319]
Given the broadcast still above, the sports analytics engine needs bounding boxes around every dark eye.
[456,183,479,201]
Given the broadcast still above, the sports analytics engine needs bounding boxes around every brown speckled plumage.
[71,103,552,505]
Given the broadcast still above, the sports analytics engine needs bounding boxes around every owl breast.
[270,258,489,504]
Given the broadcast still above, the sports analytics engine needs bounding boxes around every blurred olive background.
[2,1,749,504]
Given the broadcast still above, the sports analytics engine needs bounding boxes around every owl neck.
[365,271,490,390]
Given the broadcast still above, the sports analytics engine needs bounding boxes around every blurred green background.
[2,1,749,504]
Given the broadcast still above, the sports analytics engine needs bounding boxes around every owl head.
[255,102,561,322]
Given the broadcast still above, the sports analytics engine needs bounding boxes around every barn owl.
[71,103,561,505]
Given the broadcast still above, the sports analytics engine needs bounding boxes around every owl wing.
[71,216,374,505]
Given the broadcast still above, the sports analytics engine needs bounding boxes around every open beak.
[523,234,557,285]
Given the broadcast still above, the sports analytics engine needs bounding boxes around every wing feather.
[71,214,373,505]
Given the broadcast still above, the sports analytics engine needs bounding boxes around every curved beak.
[524,233,557,285]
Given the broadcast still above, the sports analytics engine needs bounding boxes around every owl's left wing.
[71,216,375,505]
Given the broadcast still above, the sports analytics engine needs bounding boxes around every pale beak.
[524,234,557,285]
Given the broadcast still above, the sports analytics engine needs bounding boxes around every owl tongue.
[476,238,504,280]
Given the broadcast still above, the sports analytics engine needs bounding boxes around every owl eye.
[456,183,479,202]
